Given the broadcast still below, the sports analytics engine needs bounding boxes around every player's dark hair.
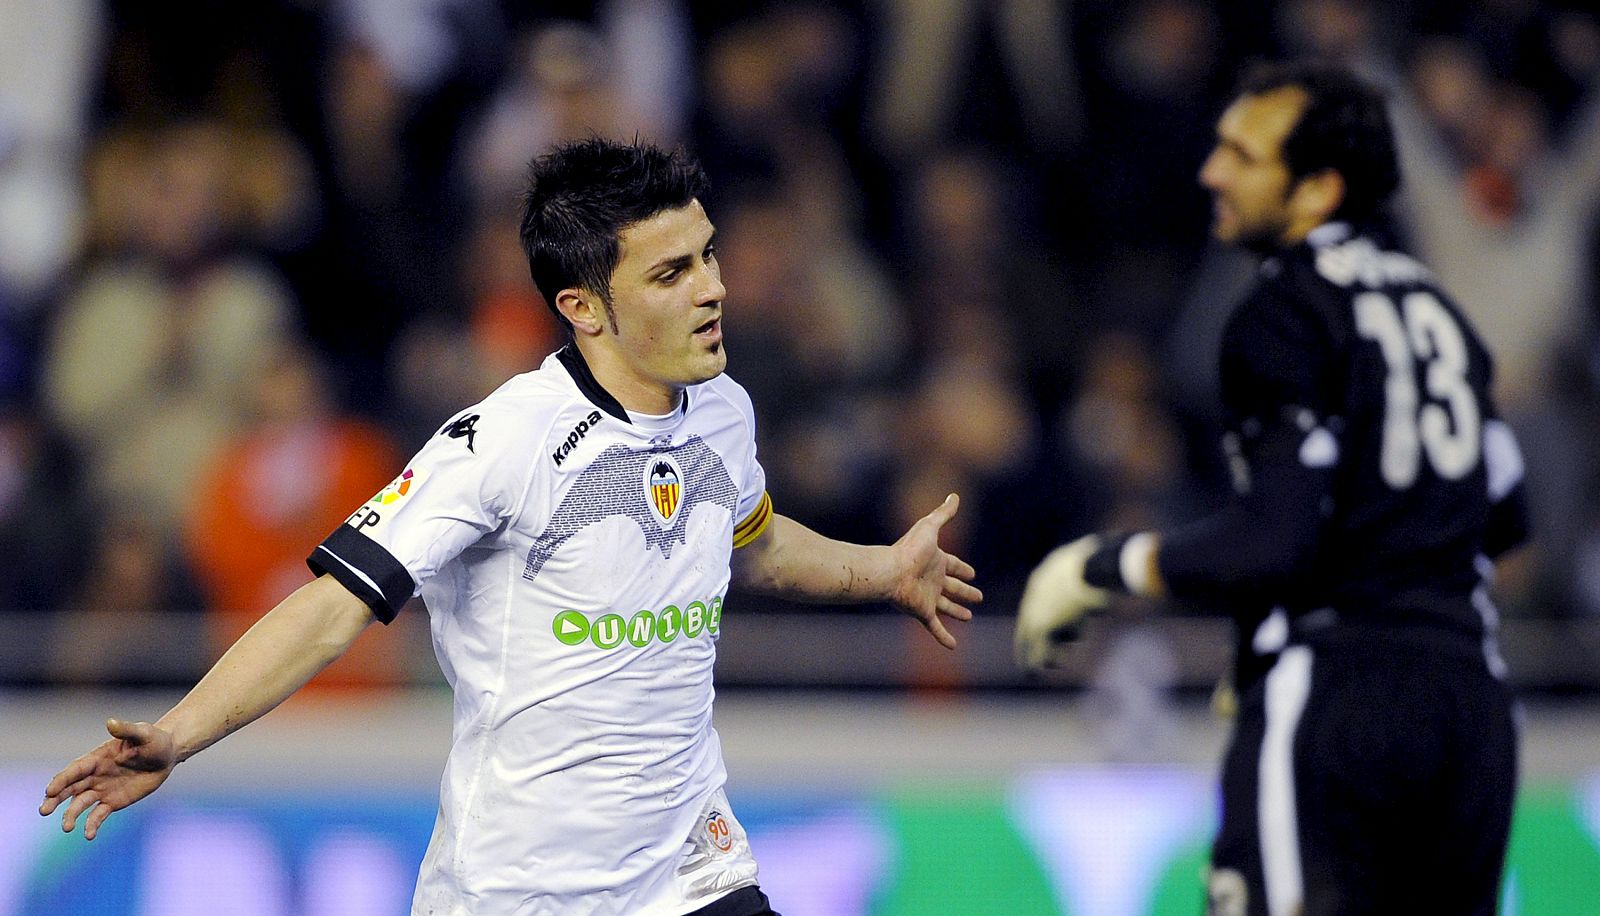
[1237,61,1401,225]
[519,138,710,327]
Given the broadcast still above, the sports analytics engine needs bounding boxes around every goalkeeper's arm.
[1013,531,1167,670]
[1086,411,1335,602]
[1015,417,1333,671]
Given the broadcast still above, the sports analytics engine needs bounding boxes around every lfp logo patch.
[645,456,683,526]
[371,469,418,505]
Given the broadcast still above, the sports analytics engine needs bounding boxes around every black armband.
[1083,533,1133,592]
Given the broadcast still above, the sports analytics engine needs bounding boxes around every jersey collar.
[555,344,690,424]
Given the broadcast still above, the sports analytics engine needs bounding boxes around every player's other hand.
[39,717,178,840]
[890,493,982,650]
[1015,534,1110,670]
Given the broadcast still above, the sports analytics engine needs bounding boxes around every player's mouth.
[693,315,722,345]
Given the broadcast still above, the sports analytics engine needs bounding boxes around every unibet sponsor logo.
[553,610,590,646]
[553,597,723,650]
[657,605,683,643]
[591,614,626,649]
[627,611,656,648]
[684,601,706,638]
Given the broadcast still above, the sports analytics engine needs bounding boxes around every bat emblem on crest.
[522,437,739,581]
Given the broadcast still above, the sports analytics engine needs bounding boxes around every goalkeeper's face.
[1198,88,1307,251]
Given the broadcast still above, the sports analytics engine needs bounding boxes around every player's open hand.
[39,718,178,840]
[888,493,982,649]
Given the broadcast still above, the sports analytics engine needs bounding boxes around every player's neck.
[570,338,684,416]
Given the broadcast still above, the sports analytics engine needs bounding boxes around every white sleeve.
[307,404,538,621]
[720,382,771,549]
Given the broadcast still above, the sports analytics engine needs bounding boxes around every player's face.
[1198,88,1308,250]
[604,199,727,409]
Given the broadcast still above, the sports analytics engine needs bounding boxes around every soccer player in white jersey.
[40,139,982,916]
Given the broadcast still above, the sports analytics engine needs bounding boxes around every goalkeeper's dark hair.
[1237,61,1400,225]
[519,138,710,327]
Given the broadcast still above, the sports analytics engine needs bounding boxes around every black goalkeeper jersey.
[1159,222,1528,640]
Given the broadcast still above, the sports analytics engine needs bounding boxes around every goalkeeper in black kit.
[1015,62,1529,916]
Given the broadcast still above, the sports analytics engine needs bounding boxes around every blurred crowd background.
[1,0,1598,689]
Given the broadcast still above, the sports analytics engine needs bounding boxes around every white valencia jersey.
[307,347,773,915]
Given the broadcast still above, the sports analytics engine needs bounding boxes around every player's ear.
[1289,168,1345,226]
[555,288,608,337]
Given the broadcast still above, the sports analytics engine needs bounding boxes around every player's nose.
[695,271,726,307]
[1198,149,1226,190]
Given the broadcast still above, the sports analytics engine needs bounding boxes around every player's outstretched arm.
[731,493,981,649]
[40,574,376,839]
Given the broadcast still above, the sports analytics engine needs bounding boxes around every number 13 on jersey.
[1354,290,1482,490]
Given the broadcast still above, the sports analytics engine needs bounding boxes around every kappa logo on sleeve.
[440,413,480,452]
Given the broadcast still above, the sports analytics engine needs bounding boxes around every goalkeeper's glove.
[1014,534,1111,671]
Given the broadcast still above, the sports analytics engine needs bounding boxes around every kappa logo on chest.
[551,410,604,467]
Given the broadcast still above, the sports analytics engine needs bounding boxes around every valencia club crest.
[645,456,683,527]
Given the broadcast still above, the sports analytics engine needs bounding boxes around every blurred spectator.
[465,22,645,206]
[44,123,297,535]
[50,507,205,686]
[1056,333,1194,535]
[185,344,397,616]
[1068,0,1225,333]
[0,404,91,616]
[185,343,408,688]
[317,38,462,375]
[463,211,563,385]
[694,3,884,224]
[897,148,1081,415]
[1275,0,1395,80]
[867,0,1080,160]
[334,0,503,100]
[463,6,692,209]
[0,0,103,308]
[1387,40,1600,617]
[314,0,503,390]
[1393,38,1600,403]
[718,181,905,538]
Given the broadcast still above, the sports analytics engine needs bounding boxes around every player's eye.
[702,244,717,262]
